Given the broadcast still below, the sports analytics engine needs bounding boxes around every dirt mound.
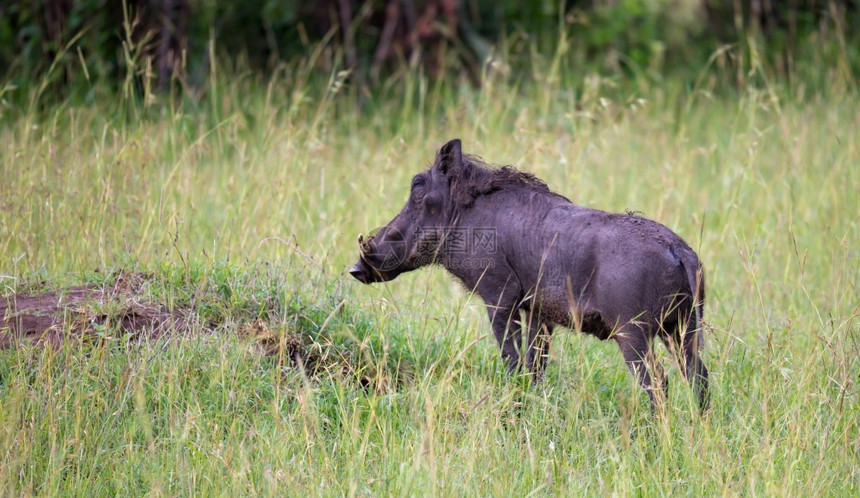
[0,274,183,349]
[2,271,410,391]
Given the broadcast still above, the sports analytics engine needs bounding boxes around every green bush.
[0,0,856,103]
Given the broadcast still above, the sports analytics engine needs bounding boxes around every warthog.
[350,139,709,410]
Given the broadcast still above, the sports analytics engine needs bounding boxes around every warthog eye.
[411,175,425,190]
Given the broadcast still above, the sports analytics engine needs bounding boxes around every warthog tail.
[676,245,710,410]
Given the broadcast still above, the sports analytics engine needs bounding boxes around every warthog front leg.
[524,316,554,381]
[487,305,522,374]
[477,273,525,375]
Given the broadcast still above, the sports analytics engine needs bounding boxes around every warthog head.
[349,140,468,284]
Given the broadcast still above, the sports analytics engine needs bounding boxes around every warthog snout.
[348,259,372,284]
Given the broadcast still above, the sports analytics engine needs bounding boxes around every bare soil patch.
[0,273,184,349]
[0,271,404,390]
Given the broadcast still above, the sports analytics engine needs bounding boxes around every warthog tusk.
[358,233,373,253]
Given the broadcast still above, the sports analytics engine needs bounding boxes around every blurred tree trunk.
[157,0,188,89]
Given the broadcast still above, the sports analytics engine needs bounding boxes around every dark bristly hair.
[447,154,569,208]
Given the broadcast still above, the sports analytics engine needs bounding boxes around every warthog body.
[350,139,709,410]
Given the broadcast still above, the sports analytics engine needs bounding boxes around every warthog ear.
[438,139,463,177]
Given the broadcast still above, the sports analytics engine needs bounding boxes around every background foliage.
[1,0,858,102]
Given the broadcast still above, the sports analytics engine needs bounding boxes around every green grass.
[0,60,858,495]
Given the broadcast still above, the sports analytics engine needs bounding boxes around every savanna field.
[0,62,858,494]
